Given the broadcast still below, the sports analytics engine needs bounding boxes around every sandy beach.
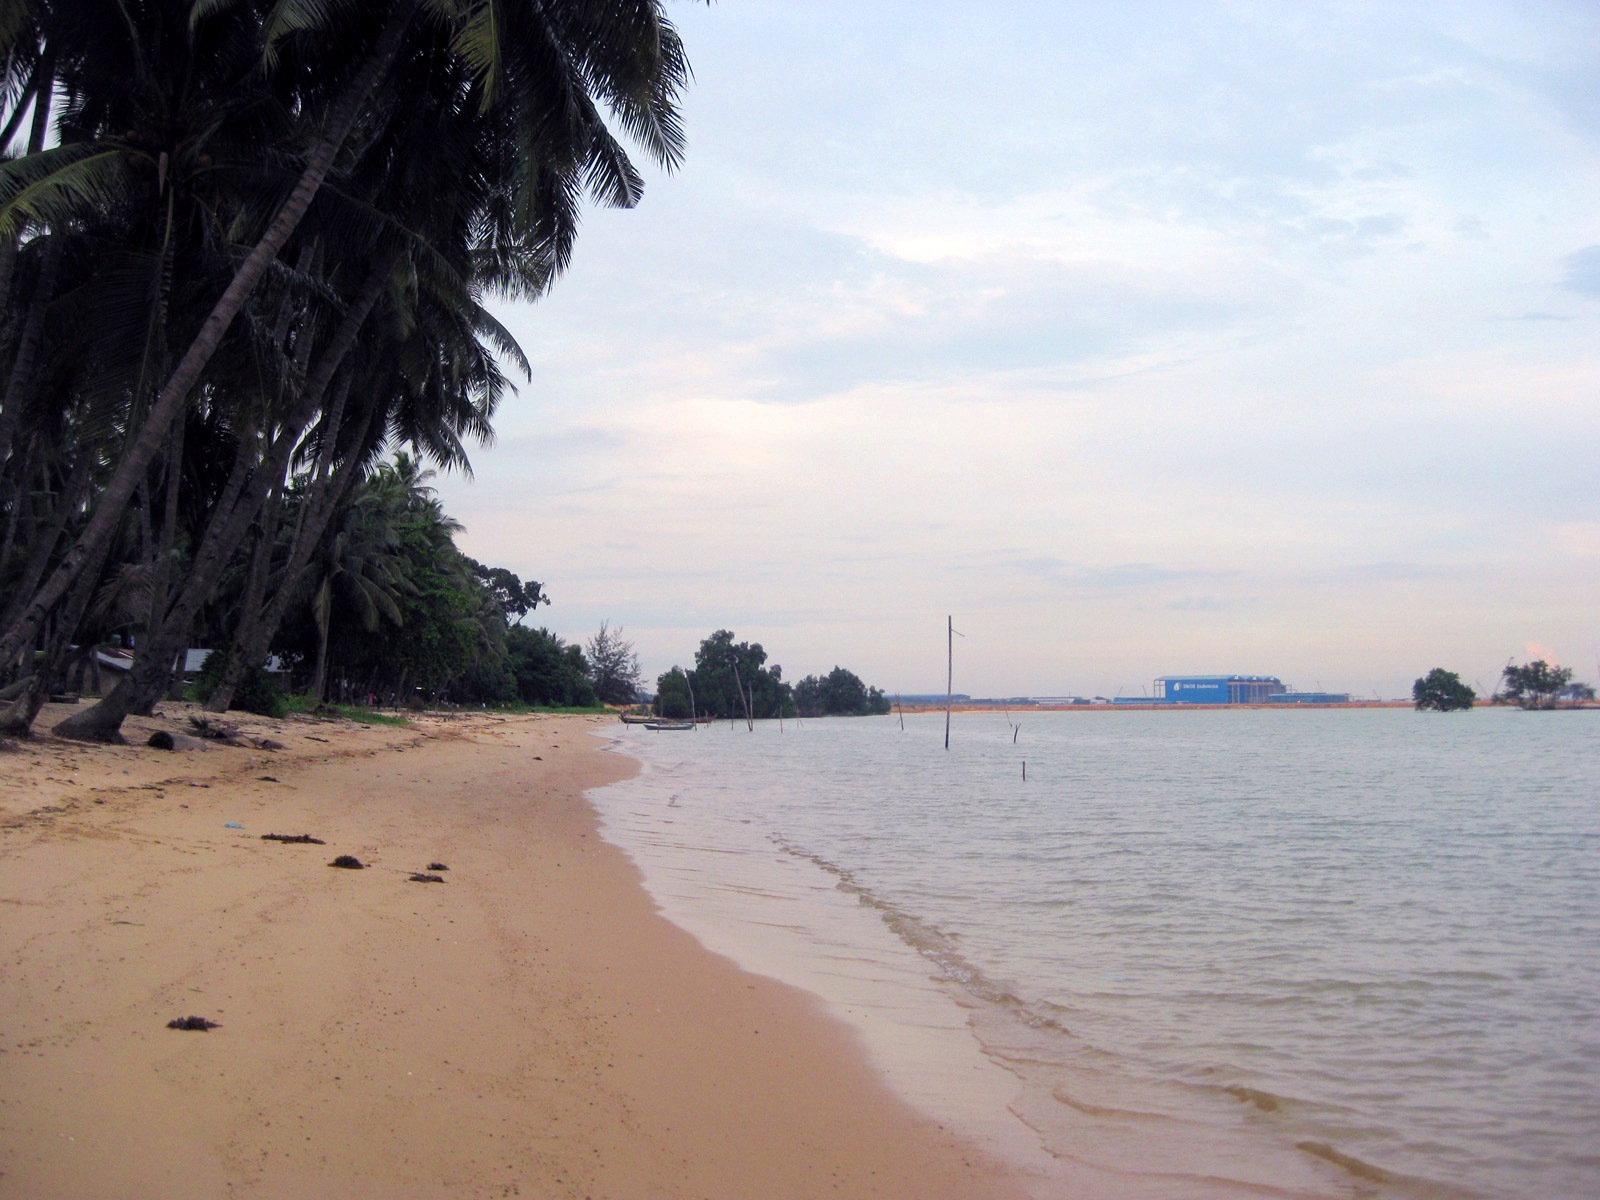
[0,704,1028,1199]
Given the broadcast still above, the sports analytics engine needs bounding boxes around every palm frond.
[0,144,137,238]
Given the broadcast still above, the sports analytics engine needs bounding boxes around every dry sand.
[0,703,1030,1199]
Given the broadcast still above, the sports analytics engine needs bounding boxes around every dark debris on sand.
[329,854,365,869]
[408,873,446,883]
[426,862,449,872]
[262,833,325,844]
[167,1016,219,1031]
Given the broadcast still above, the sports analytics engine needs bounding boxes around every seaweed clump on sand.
[329,854,365,869]
[426,862,449,872]
[167,1016,219,1031]
[262,833,325,844]
[408,873,445,883]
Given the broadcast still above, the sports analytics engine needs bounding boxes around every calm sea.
[588,709,1599,1200]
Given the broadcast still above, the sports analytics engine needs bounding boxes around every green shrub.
[193,651,286,719]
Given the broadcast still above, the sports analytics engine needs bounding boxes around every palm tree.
[303,472,410,701]
[2,0,698,739]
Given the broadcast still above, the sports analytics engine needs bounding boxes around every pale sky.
[437,0,1600,700]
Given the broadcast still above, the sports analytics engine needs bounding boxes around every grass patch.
[282,694,410,726]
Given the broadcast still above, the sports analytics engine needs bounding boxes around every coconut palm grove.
[0,0,698,738]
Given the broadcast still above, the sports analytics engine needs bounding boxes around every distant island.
[651,631,890,720]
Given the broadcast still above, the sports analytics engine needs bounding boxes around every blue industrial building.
[1154,675,1286,704]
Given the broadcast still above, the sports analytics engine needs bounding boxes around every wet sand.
[0,704,1029,1199]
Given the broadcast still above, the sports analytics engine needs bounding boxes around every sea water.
[588,709,1599,1199]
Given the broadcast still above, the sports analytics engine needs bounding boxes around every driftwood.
[408,873,445,883]
[426,862,449,871]
[262,833,325,844]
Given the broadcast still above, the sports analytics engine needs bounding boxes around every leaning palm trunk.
[203,253,395,712]
[53,410,309,738]
[0,1,417,672]
[0,530,115,737]
[0,452,93,640]
[202,479,285,712]
[57,251,397,738]
[133,405,187,714]
[206,395,375,712]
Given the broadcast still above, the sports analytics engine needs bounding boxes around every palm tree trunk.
[204,250,394,712]
[211,376,383,713]
[0,527,113,738]
[58,244,397,736]
[132,404,187,715]
[0,0,416,670]
[0,49,55,475]
[311,594,332,702]
[203,483,284,712]
[0,232,61,475]
[0,451,93,645]
[0,62,41,153]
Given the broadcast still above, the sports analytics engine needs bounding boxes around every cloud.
[435,2,1600,699]
[1561,245,1600,297]
[1525,642,1563,666]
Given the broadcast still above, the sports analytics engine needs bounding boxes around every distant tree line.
[1414,660,1595,713]
[653,630,891,720]
[1497,660,1593,710]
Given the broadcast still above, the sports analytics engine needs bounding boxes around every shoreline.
[0,704,1029,1199]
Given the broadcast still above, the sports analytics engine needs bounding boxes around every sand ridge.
[0,703,1031,1199]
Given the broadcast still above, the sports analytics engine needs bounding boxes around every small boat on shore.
[618,712,655,724]
[643,720,695,731]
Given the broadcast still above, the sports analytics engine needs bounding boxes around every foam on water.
[588,708,1600,1200]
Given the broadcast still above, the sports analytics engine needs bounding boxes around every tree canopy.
[1499,660,1582,710]
[687,629,789,721]
[586,621,642,705]
[1412,668,1475,713]
[652,631,891,722]
[793,667,891,717]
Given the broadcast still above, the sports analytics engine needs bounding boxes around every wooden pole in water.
[685,670,698,730]
[731,659,753,731]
